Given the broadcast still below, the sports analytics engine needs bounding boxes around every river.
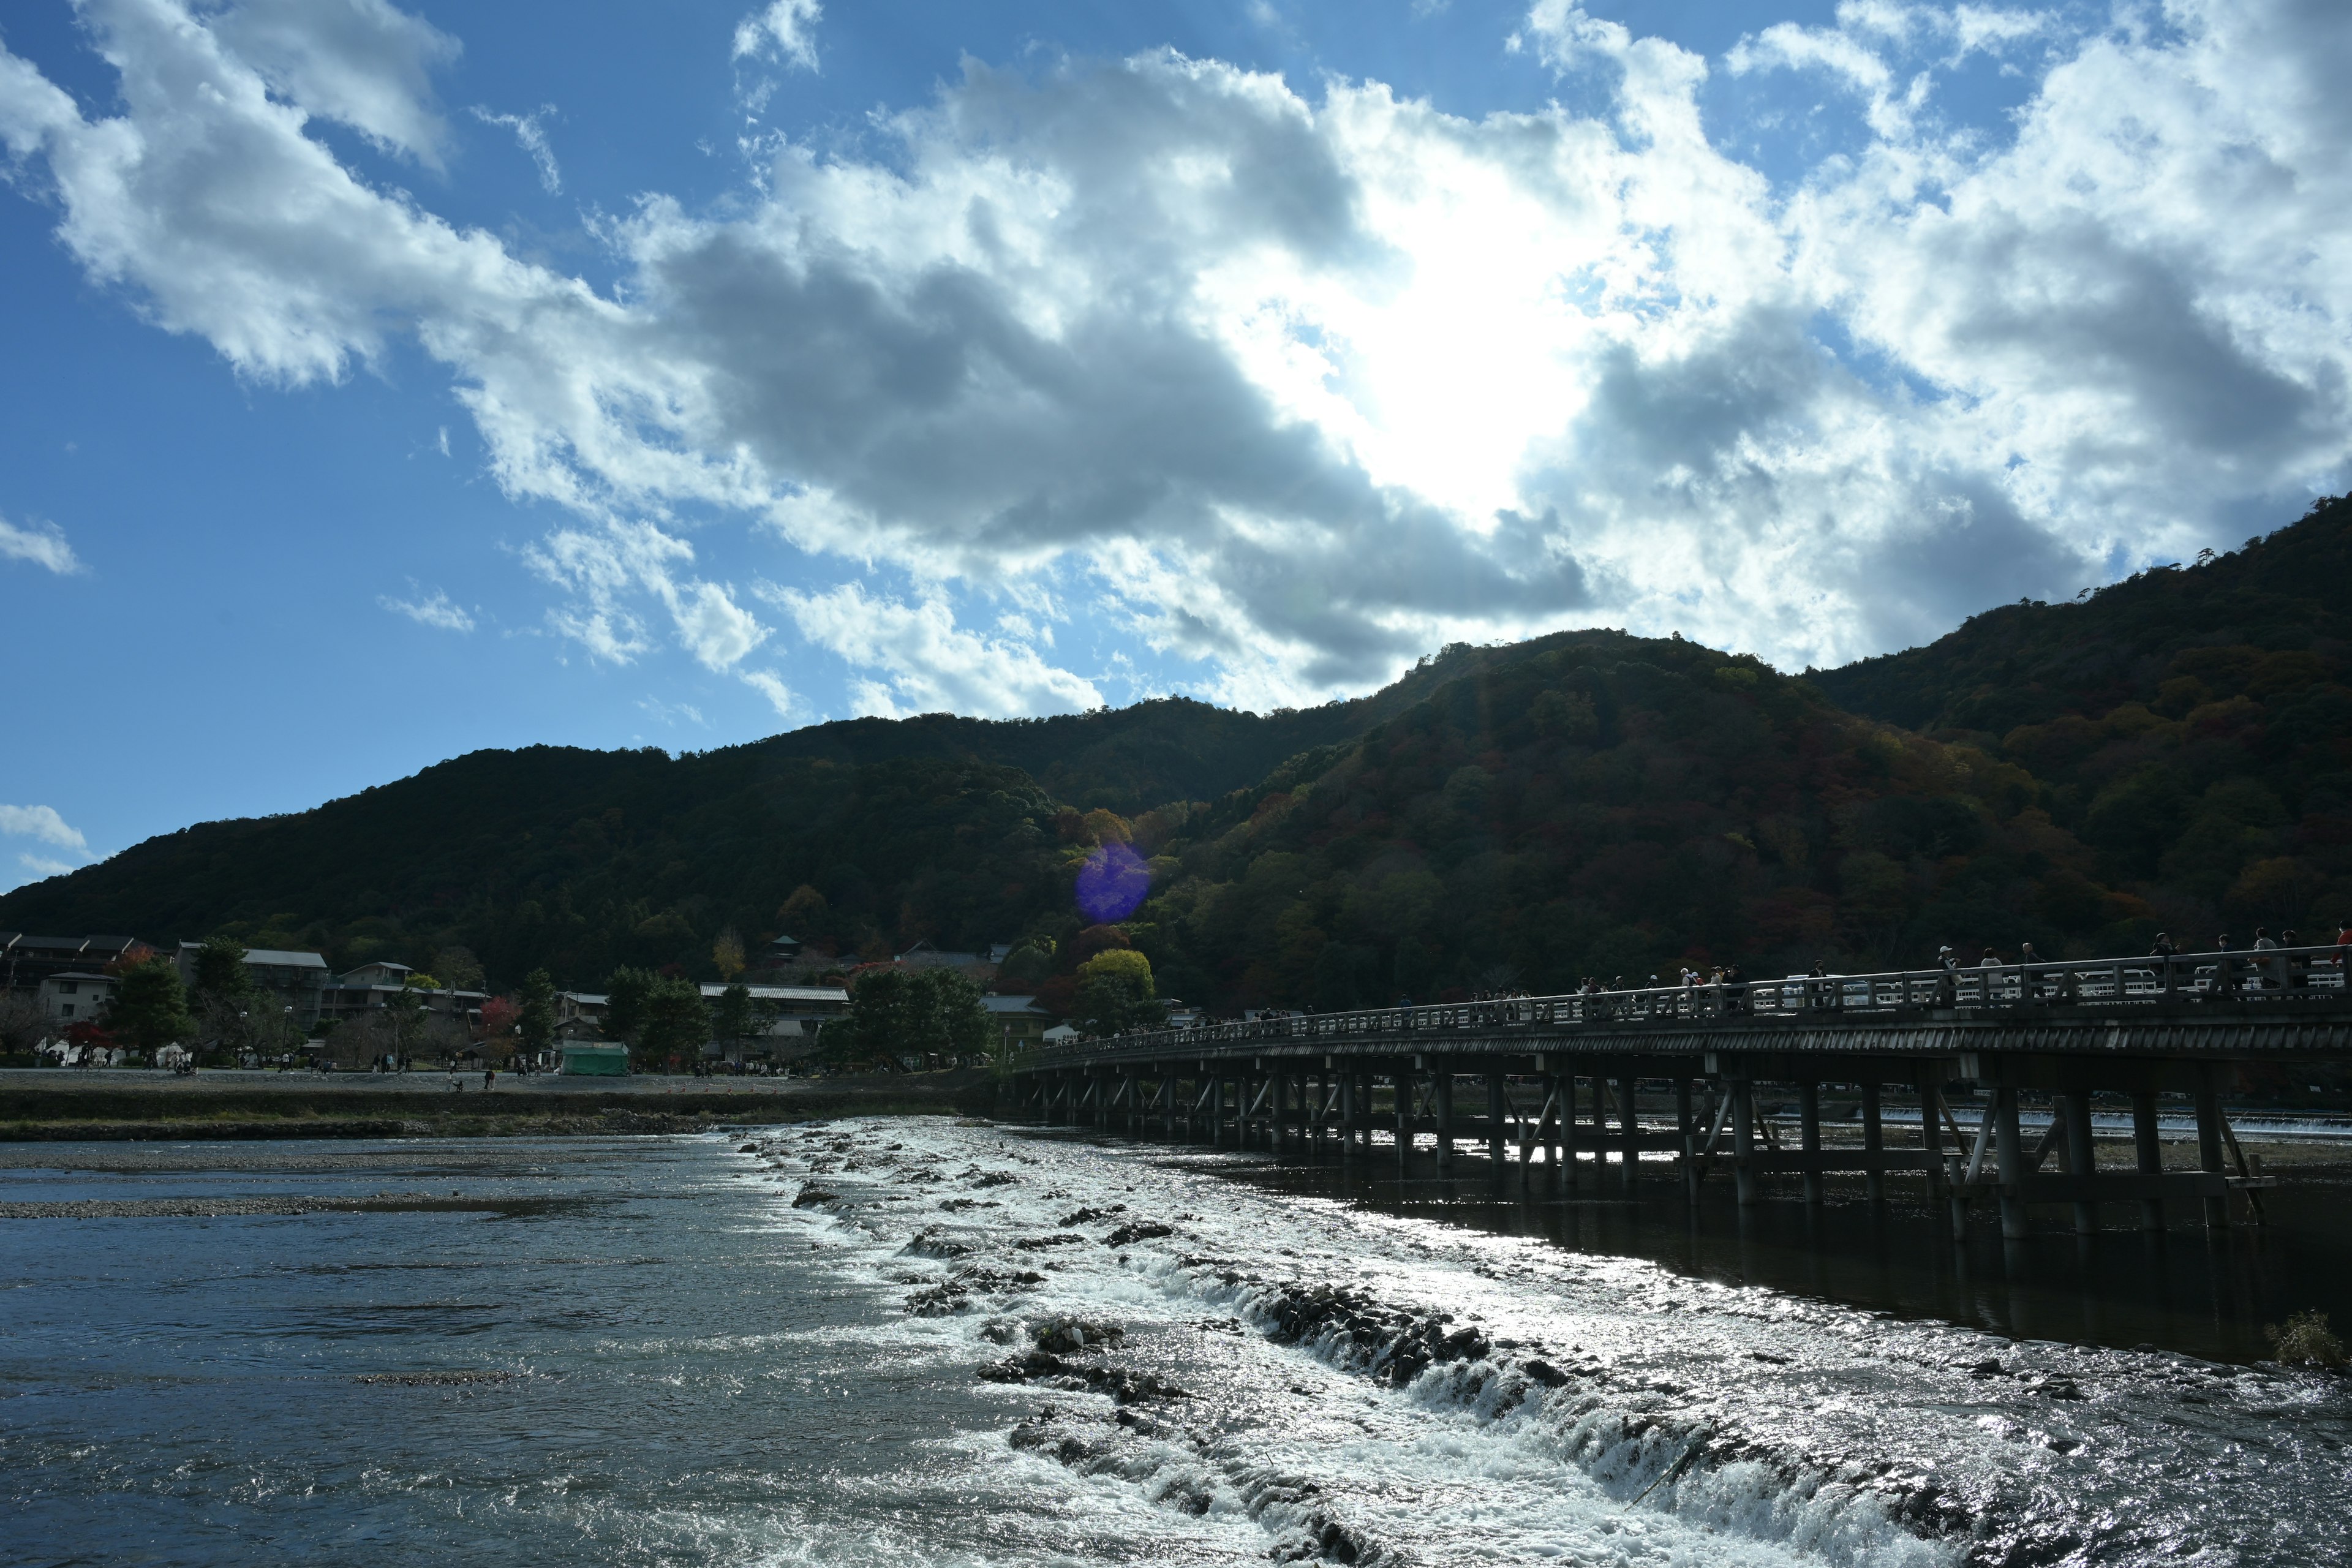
[5,1122,2348,1566]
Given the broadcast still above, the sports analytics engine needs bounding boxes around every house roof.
[42,971,115,984]
[242,949,329,970]
[698,984,850,1003]
[981,994,1049,1015]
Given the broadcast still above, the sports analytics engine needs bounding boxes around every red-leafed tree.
[477,995,520,1041]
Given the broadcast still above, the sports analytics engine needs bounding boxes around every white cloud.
[0,0,2346,708]
[636,695,707,727]
[739,668,796,719]
[766,581,1104,718]
[471,104,561,193]
[0,804,87,851]
[211,0,460,165]
[668,579,768,670]
[0,514,83,575]
[15,853,78,881]
[733,0,821,71]
[379,585,473,631]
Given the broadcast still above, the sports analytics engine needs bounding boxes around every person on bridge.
[2018,941,2046,1001]
[1936,945,1958,1006]
[2214,934,2238,995]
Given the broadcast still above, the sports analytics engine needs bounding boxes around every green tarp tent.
[559,1042,630,1076]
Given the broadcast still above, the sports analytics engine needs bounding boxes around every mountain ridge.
[7,500,2349,1006]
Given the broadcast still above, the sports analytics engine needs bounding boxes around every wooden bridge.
[1008,945,2352,1239]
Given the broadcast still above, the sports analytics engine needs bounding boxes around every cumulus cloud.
[2,802,89,884]
[0,0,2346,710]
[0,804,86,851]
[733,0,822,71]
[470,104,560,192]
[739,668,796,718]
[211,0,460,165]
[0,514,83,575]
[764,581,1105,717]
[379,585,474,631]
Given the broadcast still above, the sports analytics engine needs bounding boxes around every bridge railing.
[1029,943,2350,1066]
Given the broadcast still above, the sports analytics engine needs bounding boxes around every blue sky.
[2,0,2347,890]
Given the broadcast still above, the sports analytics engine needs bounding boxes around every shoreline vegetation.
[0,1069,993,1142]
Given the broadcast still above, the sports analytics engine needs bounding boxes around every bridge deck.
[1023,944,2352,1072]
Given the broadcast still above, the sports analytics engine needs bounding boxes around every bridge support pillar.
[2132,1090,2164,1231]
[1340,1071,1357,1161]
[1619,1076,1640,1196]
[1918,1068,1962,1240]
[1677,1076,1697,1204]
[1861,1082,1885,1204]
[2062,1091,2097,1234]
[1487,1071,1507,1172]
[2196,1067,2230,1230]
[1276,1071,1294,1158]
[1995,1087,2027,1240]
[1731,1078,1758,1207]
[1798,1080,1823,1206]
[1396,1065,1414,1168]
[1163,1069,1178,1142]
[1561,1075,1580,1194]
[1433,1067,1455,1175]
[1544,1072,1564,1194]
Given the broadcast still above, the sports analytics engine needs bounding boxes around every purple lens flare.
[1074,841,1150,922]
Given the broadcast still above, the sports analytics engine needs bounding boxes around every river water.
[4,1123,2348,1566]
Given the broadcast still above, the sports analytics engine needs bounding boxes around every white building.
[37,970,116,1024]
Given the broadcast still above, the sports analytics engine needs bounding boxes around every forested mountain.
[750,635,1605,812]
[1814,496,2352,935]
[6,499,2347,1006]
[1134,631,2100,1008]
[0,745,1077,986]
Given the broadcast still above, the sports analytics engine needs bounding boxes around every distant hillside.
[0,635,1593,988]
[8,503,2349,1004]
[1813,497,2352,919]
[1136,631,2128,1008]
[748,633,1613,812]
[1811,495,2352,738]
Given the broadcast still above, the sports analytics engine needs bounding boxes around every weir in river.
[1008,943,2352,1240]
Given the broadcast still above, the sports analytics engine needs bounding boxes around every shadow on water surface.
[1125,1142,2352,1365]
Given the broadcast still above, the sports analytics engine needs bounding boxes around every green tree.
[1072,949,1159,1037]
[639,975,710,1066]
[829,967,989,1068]
[845,967,926,1068]
[930,969,992,1060]
[432,945,487,992]
[605,967,657,1042]
[189,934,252,1002]
[710,982,756,1047]
[386,986,435,1061]
[107,956,196,1052]
[517,969,557,1058]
